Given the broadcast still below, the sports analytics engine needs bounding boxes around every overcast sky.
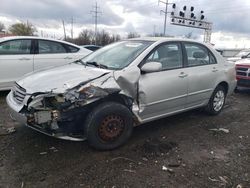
[1,0,250,48]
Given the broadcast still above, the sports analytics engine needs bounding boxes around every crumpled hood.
[17,63,111,93]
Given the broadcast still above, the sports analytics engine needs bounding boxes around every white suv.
[0,36,91,90]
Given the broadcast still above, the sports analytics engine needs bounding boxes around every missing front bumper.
[8,105,86,141]
[26,123,86,141]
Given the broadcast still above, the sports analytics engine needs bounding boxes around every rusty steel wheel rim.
[98,114,125,142]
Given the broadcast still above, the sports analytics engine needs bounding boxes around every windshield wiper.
[85,61,108,69]
[73,59,84,64]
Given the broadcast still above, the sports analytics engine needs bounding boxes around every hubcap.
[213,90,225,112]
[98,114,125,142]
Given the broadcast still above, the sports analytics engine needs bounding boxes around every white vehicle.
[0,36,91,90]
[227,49,250,62]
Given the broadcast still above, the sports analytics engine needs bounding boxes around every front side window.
[184,43,216,67]
[144,43,183,70]
[0,40,32,55]
[38,40,67,54]
[81,40,153,70]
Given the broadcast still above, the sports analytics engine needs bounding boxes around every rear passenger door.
[183,42,220,108]
[0,39,34,89]
[34,40,70,70]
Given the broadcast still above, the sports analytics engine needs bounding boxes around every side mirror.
[141,62,162,73]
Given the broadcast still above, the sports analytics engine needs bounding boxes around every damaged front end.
[7,64,143,141]
[9,70,140,141]
[21,83,120,140]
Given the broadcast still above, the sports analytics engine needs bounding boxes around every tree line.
[66,29,122,46]
[0,22,36,36]
[0,21,143,46]
[0,21,197,46]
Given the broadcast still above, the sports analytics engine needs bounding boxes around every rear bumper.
[237,77,250,88]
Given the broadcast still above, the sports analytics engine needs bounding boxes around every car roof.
[127,37,215,49]
[0,36,80,48]
[127,37,204,43]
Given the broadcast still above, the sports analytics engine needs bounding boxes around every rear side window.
[184,43,217,67]
[67,45,79,53]
[0,40,32,55]
[209,53,217,64]
[38,40,67,54]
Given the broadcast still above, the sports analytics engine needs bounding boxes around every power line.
[173,0,250,12]
[91,2,102,45]
[137,2,157,8]
[205,5,250,14]
[71,17,74,39]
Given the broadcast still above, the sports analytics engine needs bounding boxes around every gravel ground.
[0,90,249,188]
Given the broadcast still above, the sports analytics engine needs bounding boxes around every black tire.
[205,85,226,115]
[84,102,134,150]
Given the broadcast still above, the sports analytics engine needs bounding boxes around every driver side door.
[138,42,188,122]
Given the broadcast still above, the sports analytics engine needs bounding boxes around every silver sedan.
[7,38,237,150]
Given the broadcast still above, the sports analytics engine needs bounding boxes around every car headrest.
[193,51,207,59]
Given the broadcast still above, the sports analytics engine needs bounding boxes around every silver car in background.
[7,38,236,150]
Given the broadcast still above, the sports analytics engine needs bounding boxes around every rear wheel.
[205,85,226,115]
[84,102,133,150]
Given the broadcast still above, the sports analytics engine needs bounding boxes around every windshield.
[80,40,153,70]
[235,50,250,57]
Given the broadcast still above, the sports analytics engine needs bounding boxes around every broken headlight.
[78,85,108,99]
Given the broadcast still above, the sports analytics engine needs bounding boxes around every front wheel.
[84,102,134,150]
[205,85,226,115]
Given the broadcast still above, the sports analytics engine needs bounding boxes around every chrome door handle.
[212,67,218,72]
[179,72,188,78]
[19,57,31,60]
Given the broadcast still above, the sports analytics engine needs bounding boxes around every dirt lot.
[0,90,249,188]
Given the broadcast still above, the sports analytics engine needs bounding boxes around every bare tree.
[72,29,121,46]
[127,32,140,39]
[9,22,37,36]
[110,34,121,43]
[78,29,95,44]
[0,22,5,32]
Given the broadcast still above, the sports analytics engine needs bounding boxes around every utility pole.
[62,20,66,40]
[91,2,102,45]
[153,25,156,36]
[159,0,171,36]
[71,17,74,39]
